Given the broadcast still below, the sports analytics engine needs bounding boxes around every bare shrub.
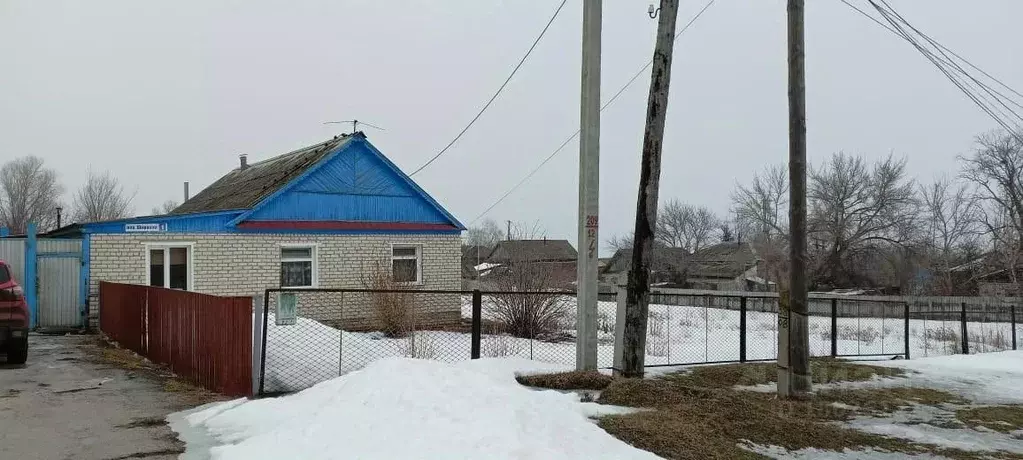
[923,326,959,342]
[405,331,436,359]
[482,333,522,358]
[649,312,668,338]
[833,325,880,346]
[647,336,669,357]
[976,329,1009,350]
[486,259,570,340]
[363,261,417,338]
[597,311,615,335]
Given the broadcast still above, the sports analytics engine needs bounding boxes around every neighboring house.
[600,242,768,291]
[75,133,465,329]
[601,247,689,287]
[486,239,577,264]
[461,244,491,279]
[687,242,765,291]
[480,239,578,290]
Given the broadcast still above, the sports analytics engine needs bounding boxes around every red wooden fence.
[99,282,252,396]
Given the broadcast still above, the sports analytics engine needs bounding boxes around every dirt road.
[0,334,211,460]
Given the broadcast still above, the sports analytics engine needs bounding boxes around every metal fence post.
[903,302,910,360]
[830,298,838,358]
[470,290,482,359]
[258,289,271,396]
[960,302,969,355]
[739,296,747,363]
[251,294,264,397]
[1012,304,1017,351]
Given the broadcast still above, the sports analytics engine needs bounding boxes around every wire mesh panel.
[477,293,578,367]
[745,296,780,361]
[911,300,964,357]
[262,289,468,394]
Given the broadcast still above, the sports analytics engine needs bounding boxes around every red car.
[0,260,28,364]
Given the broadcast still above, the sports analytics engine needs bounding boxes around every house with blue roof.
[79,132,465,328]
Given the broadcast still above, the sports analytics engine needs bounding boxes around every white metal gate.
[0,238,26,284]
[37,239,83,329]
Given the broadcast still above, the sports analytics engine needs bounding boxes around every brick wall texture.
[90,233,462,329]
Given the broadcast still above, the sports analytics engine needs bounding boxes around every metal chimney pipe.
[184,181,190,202]
[240,154,248,170]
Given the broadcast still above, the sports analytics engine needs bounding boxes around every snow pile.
[742,444,947,459]
[184,357,657,460]
[866,350,1023,404]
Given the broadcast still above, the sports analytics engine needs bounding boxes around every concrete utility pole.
[779,0,812,398]
[617,0,680,378]
[576,0,602,371]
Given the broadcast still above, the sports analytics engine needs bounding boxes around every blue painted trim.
[80,234,90,328]
[228,137,355,227]
[0,227,8,237]
[37,252,82,259]
[359,138,467,230]
[24,223,37,329]
[234,228,463,236]
[82,209,249,231]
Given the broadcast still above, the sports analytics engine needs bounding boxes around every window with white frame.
[391,245,421,283]
[146,244,193,290]
[280,245,317,288]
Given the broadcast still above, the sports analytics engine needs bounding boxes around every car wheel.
[6,338,27,365]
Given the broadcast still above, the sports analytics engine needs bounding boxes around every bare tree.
[732,164,789,241]
[0,156,64,233]
[655,199,719,252]
[152,200,178,215]
[464,218,504,248]
[807,153,917,288]
[72,169,135,223]
[918,175,981,294]
[960,129,1023,293]
[605,232,634,253]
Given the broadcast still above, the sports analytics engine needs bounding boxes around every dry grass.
[816,388,966,415]
[594,377,1015,460]
[956,405,1023,433]
[516,371,614,391]
[512,360,1018,460]
[84,337,226,407]
[663,358,904,389]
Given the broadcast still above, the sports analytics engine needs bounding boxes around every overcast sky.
[2,1,1021,254]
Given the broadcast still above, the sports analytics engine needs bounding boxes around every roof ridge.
[244,134,351,168]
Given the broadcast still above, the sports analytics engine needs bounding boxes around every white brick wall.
[90,233,462,328]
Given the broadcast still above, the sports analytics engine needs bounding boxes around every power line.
[408,0,568,177]
[469,0,717,225]
[872,0,1023,123]
[864,0,1023,140]
[840,0,1023,111]
[843,0,1023,138]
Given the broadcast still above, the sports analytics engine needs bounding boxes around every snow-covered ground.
[262,297,1020,393]
[175,357,657,460]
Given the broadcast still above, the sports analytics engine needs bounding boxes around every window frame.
[279,243,319,289]
[143,242,195,291]
[390,244,423,285]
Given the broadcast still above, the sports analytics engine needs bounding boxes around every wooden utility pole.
[576,0,602,371]
[779,0,812,398]
[616,0,680,378]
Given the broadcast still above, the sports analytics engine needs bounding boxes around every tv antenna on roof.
[324,119,386,135]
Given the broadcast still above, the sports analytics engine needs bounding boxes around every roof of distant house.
[486,239,577,263]
[171,135,354,215]
[603,241,759,280]
[687,242,759,279]
[603,247,689,274]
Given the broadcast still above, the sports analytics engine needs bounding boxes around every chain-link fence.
[256,287,1020,395]
[258,288,603,395]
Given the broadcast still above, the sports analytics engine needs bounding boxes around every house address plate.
[125,223,167,233]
